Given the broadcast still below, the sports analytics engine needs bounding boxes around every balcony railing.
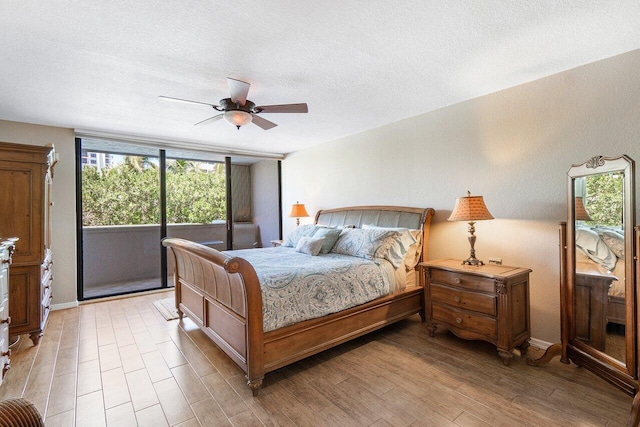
[82,222,227,297]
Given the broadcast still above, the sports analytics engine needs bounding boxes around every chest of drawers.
[420,259,531,365]
[0,143,55,346]
[0,240,16,385]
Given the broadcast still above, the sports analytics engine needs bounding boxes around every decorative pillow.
[295,236,325,256]
[597,228,625,260]
[331,228,399,261]
[362,224,417,268]
[283,224,318,247]
[313,227,342,254]
[576,227,617,270]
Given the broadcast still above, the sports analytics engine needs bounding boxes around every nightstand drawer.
[430,269,494,294]
[432,303,497,338]
[430,283,496,316]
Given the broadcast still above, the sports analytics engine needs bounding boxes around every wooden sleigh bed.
[162,205,434,395]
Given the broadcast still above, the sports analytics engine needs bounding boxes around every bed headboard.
[314,205,435,262]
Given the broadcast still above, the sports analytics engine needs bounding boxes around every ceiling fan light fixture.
[223,110,253,129]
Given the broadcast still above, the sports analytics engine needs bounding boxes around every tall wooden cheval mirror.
[529,155,640,426]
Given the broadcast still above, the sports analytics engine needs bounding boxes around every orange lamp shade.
[448,192,494,222]
[289,202,309,226]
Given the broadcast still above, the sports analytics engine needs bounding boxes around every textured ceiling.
[1,1,639,157]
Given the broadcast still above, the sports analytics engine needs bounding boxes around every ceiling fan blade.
[255,103,308,114]
[227,78,250,106]
[251,115,278,130]
[194,114,224,126]
[158,96,219,109]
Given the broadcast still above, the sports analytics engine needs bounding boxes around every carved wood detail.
[585,155,605,169]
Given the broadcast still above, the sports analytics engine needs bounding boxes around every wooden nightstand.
[420,258,531,365]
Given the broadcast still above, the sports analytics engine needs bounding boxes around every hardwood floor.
[0,290,632,426]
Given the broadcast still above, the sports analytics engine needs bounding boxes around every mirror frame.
[566,154,636,393]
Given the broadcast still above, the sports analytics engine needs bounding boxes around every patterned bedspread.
[226,247,392,332]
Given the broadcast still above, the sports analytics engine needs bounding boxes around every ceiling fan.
[159,78,308,130]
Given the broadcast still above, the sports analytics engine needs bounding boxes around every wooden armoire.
[0,142,55,345]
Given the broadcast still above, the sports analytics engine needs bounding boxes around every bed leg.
[177,309,184,319]
[247,377,263,396]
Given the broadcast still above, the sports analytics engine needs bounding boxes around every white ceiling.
[2,1,640,157]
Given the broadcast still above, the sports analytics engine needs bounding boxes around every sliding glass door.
[79,140,163,299]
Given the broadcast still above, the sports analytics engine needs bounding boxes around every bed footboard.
[162,238,265,394]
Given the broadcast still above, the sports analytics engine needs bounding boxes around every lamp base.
[461,256,484,266]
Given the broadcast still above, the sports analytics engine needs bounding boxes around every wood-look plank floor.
[0,290,633,426]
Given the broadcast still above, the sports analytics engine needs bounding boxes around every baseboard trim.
[51,301,79,311]
[530,337,555,350]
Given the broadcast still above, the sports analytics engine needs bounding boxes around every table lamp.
[289,201,309,226]
[448,191,494,266]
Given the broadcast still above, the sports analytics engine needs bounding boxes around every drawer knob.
[454,278,461,284]
[453,296,461,303]
[456,317,463,324]
[0,316,10,325]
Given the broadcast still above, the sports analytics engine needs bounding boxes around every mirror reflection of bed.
[574,172,626,363]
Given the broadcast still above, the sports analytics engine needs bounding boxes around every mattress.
[227,246,399,332]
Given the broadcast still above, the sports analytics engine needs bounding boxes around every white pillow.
[295,236,325,256]
[576,227,617,270]
[362,224,417,268]
[331,228,399,260]
[595,227,625,259]
[403,229,423,271]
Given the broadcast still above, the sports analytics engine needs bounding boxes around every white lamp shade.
[224,110,253,128]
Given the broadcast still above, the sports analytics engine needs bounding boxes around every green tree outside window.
[82,156,226,226]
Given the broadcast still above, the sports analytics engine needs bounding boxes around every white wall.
[282,48,640,344]
[0,120,77,307]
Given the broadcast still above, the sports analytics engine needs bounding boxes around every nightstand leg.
[426,323,437,337]
[518,340,530,355]
[498,349,513,366]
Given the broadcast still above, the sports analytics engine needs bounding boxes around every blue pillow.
[295,237,325,256]
[283,224,317,247]
[313,227,342,254]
